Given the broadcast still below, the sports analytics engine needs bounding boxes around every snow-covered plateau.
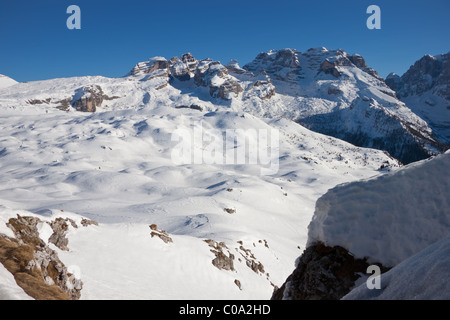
[0,48,448,300]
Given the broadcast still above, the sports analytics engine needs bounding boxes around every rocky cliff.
[386,52,450,144]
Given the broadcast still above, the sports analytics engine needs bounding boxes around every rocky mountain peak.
[384,51,450,144]
[129,57,169,77]
[243,48,301,82]
[387,52,450,100]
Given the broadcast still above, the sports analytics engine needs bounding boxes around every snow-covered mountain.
[0,48,448,300]
[1,48,446,164]
[386,52,450,144]
[0,74,18,89]
[240,48,447,164]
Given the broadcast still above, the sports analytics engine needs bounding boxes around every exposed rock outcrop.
[129,57,170,77]
[175,104,203,111]
[271,242,388,300]
[72,85,119,112]
[168,53,199,81]
[235,242,265,275]
[388,53,450,100]
[385,52,450,144]
[245,77,276,100]
[244,48,302,83]
[149,224,173,243]
[204,239,235,271]
[72,85,104,112]
[320,52,381,80]
[0,215,83,300]
[194,60,244,100]
[48,217,76,251]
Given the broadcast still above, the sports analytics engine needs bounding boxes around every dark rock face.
[320,52,380,80]
[181,53,199,73]
[271,242,386,300]
[175,104,203,111]
[194,60,244,100]
[298,96,447,164]
[386,52,450,101]
[348,54,367,69]
[320,59,342,78]
[26,97,73,111]
[246,48,301,72]
[385,52,450,145]
[244,48,302,83]
[169,57,192,81]
[385,73,402,93]
[215,79,244,100]
[55,98,72,111]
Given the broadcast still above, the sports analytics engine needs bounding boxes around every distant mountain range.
[386,52,450,144]
[1,48,448,164]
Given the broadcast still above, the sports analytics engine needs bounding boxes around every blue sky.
[1,0,449,82]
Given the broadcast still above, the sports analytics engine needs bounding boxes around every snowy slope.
[0,69,400,299]
[308,150,450,267]
[343,234,450,300]
[0,74,18,89]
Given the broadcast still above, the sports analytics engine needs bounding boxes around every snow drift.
[274,150,450,300]
[308,150,450,267]
[343,234,450,300]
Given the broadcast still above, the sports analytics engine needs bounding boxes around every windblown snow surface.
[307,151,450,299]
[343,234,450,300]
[0,74,399,299]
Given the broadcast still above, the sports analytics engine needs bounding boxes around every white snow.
[1,49,446,300]
[0,263,33,300]
[343,234,450,300]
[0,69,399,299]
[308,151,450,267]
[0,74,18,90]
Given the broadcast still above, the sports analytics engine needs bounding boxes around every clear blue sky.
[1,0,449,82]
